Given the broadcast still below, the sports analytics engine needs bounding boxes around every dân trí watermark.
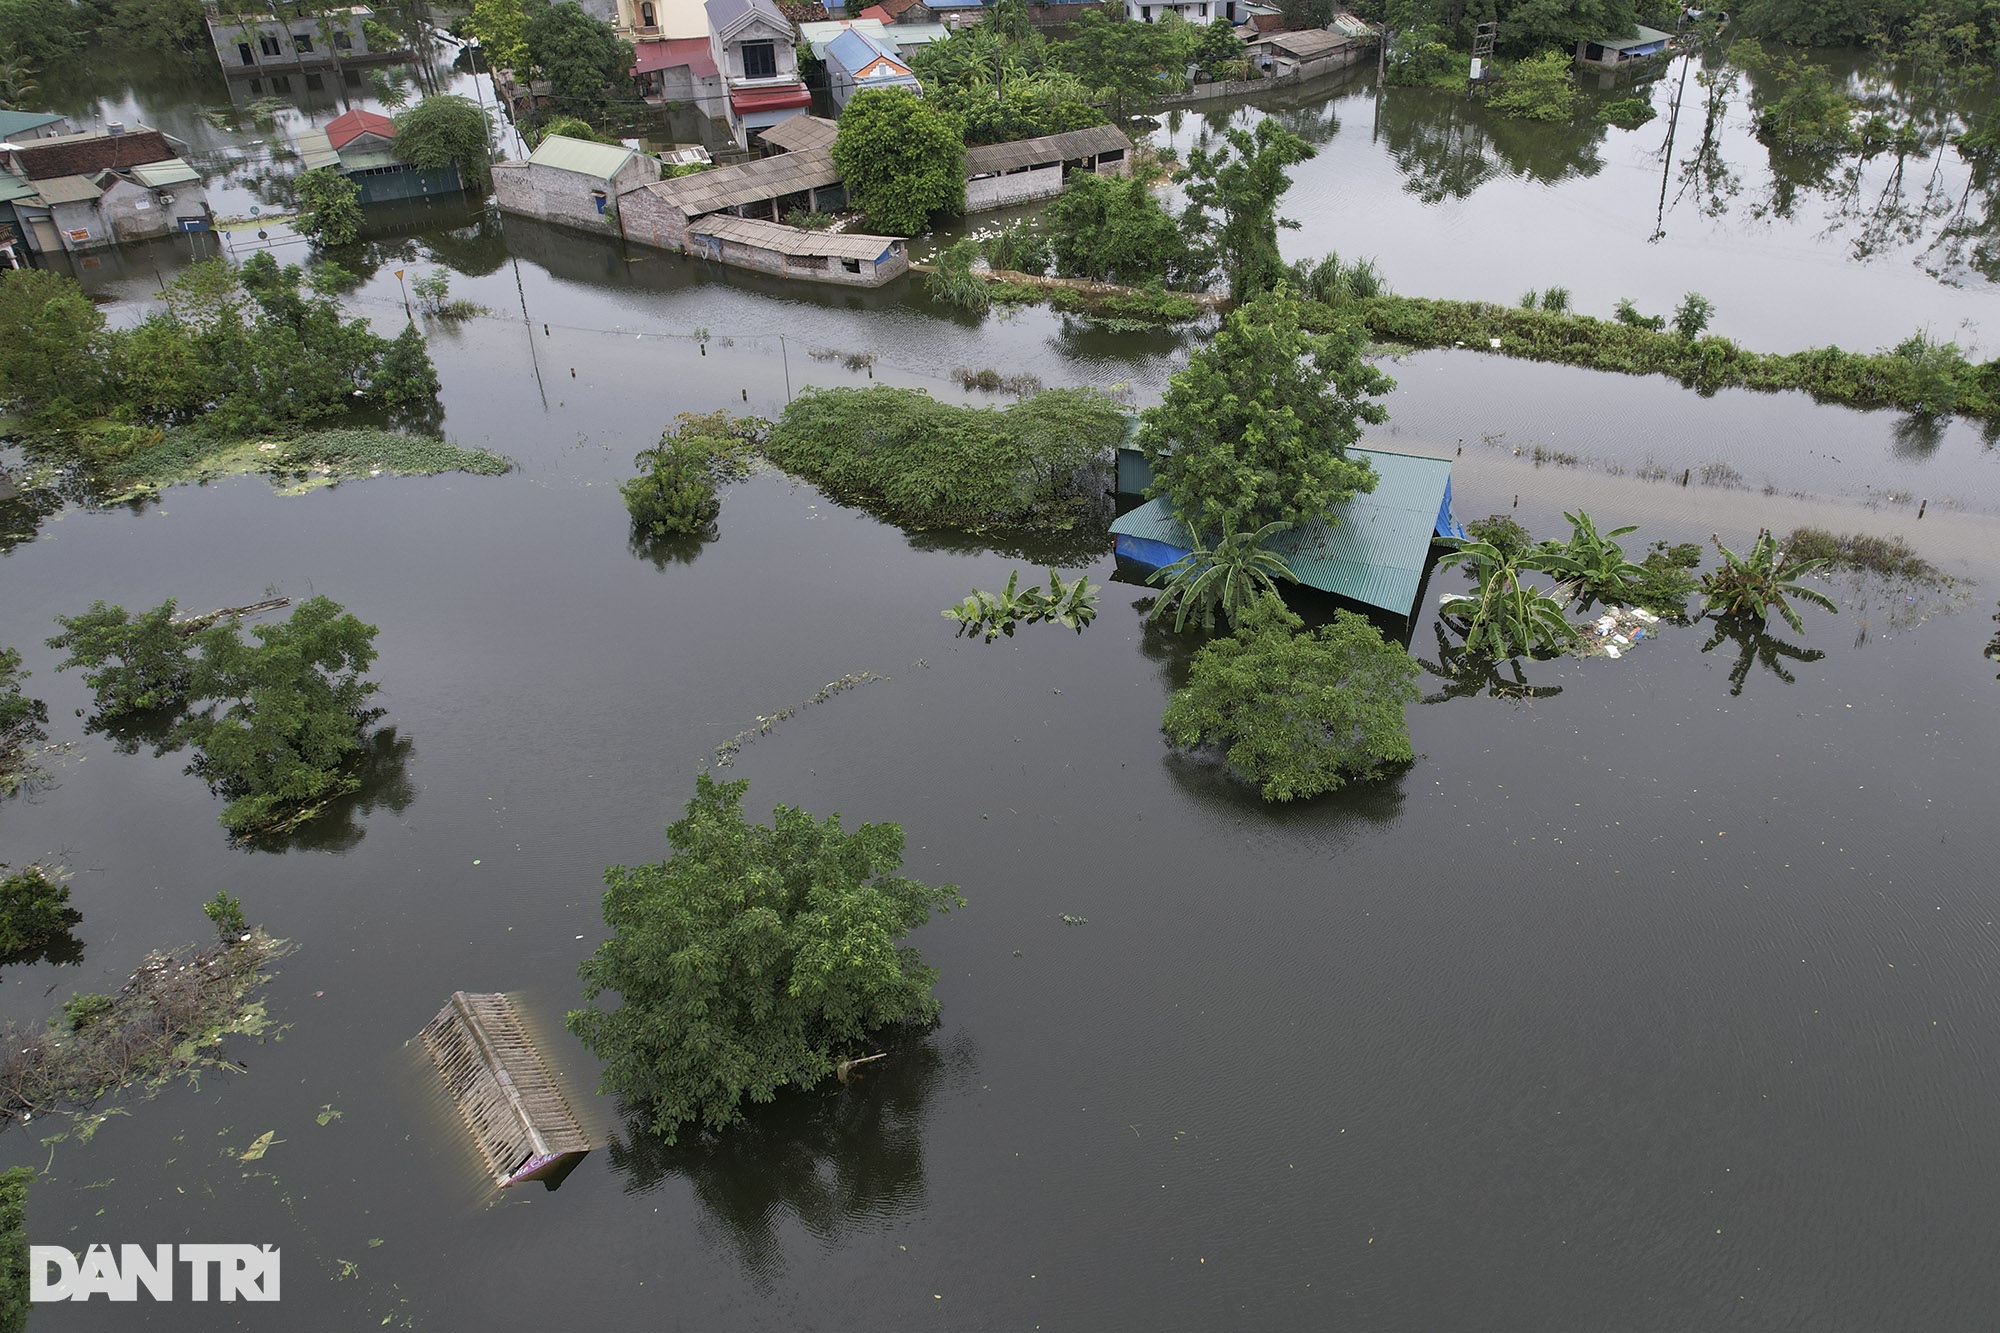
[31,1244,280,1302]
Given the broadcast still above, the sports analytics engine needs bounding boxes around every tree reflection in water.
[240,725,418,854]
[1700,615,1826,697]
[1376,88,1607,205]
[606,1029,973,1286]
[1413,624,1565,705]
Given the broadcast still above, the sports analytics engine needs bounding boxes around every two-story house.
[705,0,811,144]
[1123,0,1239,22]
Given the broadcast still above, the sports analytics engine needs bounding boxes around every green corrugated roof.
[0,110,64,140]
[295,128,342,172]
[0,169,38,203]
[526,134,637,180]
[1110,448,1455,615]
[1593,23,1672,48]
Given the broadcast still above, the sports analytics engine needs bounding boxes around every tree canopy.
[1054,9,1178,118]
[568,774,963,1143]
[295,166,364,247]
[525,1,633,107]
[393,95,494,193]
[1043,173,1211,288]
[1175,118,1316,301]
[1162,595,1420,800]
[832,88,966,235]
[1138,290,1391,536]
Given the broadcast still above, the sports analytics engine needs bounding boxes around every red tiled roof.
[878,0,928,16]
[325,108,397,150]
[634,36,719,76]
[730,85,812,113]
[9,130,175,181]
[859,3,893,19]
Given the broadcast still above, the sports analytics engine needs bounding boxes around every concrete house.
[620,0,726,105]
[707,0,812,143]
[1246,28,1362,77]
[823,28,923,110]
[3,126,211,253]
[0,110,73,142]
[622,145,842,250]
[206,5,402,73]
[1124,0,1238,22]
[492,134,656,232]
[1575,23,1673,69]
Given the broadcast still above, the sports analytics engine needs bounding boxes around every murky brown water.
[4,37,2000,1331]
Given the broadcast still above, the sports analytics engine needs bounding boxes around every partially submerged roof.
[294,127,343,172]
[759,113,839,153]
[526,133,640,180]
[127,158,202,188]
[325,107,397,151]
[963,123,1131,177]
[640,145,840,214]
[691,213,903,261]
[28,173,104,205]
[1109,448,1462,615]
[1593,23,1672,49]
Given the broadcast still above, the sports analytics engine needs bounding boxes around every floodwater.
[4,36,2000,1332]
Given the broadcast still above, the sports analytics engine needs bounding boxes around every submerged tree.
[1176,118,1315,301]
[1138,289,1389,537]
[393,95,494,193]
[0,649,48,799]
[294,166,363,247]
[568,774,964,1143]
[832,88,966,236]
[1699,529,1838,632]
[1162,594,1420,801]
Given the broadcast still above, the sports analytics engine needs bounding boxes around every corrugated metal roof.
[337,149,405,172]
[801,17,890,57]
[526,134,640,179]
[826,28,916,79]
[759,113,839,153]
[964,123,1131,176]
[295,127,342,172]
[691,213,901,260]
[1250,28,1352,58]
[29,173,103,205]
[1592,23,1672,48]
[0,168,38,203]
[0,110,64,140]
[640,145,840,214]
[128,158,202,188]
[1109,448,1456,615]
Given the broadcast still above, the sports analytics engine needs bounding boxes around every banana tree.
[1699,530,1837,633]
[1436,540,1575,658]
[1146,518,1297,633]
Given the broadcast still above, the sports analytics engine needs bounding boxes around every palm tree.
[1146,517,1296,633]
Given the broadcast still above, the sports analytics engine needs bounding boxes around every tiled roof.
[325,108,397,150]
[8,128,175,181]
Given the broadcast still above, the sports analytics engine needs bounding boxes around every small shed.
[962,123,1133,212]
[324,107,396,155]
[620,146,843,250]
[1247,28,1356,76]
[492,134,655,232]
[1110,447,1465,618]
[686,212,908,285]
[1576,24,1672,68]
[419,992,590,1190]
[759,112,840,155]
[824,28,923,109]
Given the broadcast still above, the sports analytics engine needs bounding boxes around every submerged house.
[2,126,210,253]
[1575,24,1673,69]
[294,108,466,204]
[1110,447,1465,620]
[1247,28,1364,77]
[0,110,73,142]
[962,123,1133,212]
[493,134,657,232]
[823,27,923,110]
[684,213,908,284]
[206,5,402,74]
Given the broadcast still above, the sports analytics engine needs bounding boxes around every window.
[741,40,777,78]
[1197,2,1207,13]
[305,72,324,90]
[294,32,313,52]
[333,31,351,49]
[641,1,655,24]
[239,42,254,64]
[841,258,862,274]
[1141,5,1153,19]
[260,34,283,55]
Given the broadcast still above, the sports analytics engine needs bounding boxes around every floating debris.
[1576,606,1661,659]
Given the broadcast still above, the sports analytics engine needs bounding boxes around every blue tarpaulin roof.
[1109,447,1464,616]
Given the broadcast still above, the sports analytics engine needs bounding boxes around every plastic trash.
[1604,644,1622,658]
[1613,633,1630,645]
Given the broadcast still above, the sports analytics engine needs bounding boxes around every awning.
[730,85,812,114]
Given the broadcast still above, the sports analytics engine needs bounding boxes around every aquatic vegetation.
[1700,529,1839,632]
[926,237,992,312]
[1145,518,1297,633]
[87,428,508,500]
[1437,540,1576,658]
[0,921,290,1130]
[1597,97,1657,128]
[1162,595,1420,801]
[944,568,1100,641]
[1614,297,1666,331]
[1631,541,1705,618]
[1488,51,1579,123]
[1782,528,1950,585]
[1672,292,1715,339]
[0,649,48,798]
[711,671,889,767]
[1,1164,26,1329]
[953,367,1045,396]
[568,773,964,1144]
[0,865,81,962]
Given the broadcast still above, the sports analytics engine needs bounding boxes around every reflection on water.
[238,724,418,854]
[1414,624,1566,705]
[605,1030,972,1285]
[1376,88,1608,205]
[1699,614,1827,696]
